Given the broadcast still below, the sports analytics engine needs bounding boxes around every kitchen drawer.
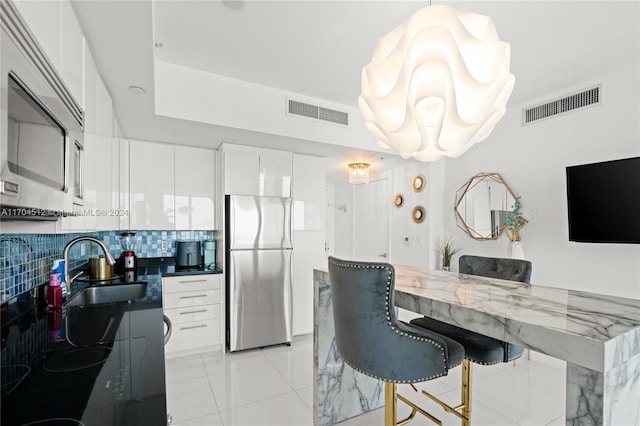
[165,304,220,325]
[163,275,221,293]
[164,289,220,309]
[165,318,220,353]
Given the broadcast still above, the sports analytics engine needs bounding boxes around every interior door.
[353,179,390,262]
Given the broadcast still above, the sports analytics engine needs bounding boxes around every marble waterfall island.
[314,266,640,426]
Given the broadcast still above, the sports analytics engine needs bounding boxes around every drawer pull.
[180,324,208,331]
[179,309,208,315]
[179,294,208,299]
[178,279,208,284]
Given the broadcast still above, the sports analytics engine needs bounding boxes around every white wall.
[442,64,640,298]
[387,163,431,269]
[153,60,382,154]
[332,64,639,300]
[332,182,353,259]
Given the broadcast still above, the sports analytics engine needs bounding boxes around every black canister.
[176,241,202,268]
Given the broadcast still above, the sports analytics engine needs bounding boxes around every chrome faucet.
[63,236,116,296]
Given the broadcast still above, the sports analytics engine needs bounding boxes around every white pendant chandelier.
[358,5,515,162]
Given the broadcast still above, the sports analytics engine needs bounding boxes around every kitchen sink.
[65,283,148,307]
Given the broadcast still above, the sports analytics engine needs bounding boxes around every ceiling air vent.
[287,99,349,126]
[522,84,601,126]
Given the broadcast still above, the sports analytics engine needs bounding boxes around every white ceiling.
[71,1,639,164]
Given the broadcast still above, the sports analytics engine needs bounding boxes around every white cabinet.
[292,232,325,336]
[14,0,84,104]
[223,151,260,195]
[60,134,117,232]
[163,274,223,357]
[221,145,292,197]
[60,0,83,104]
[292,154,326,336]
[292,154,326,231]
[175,146,215,230]
[128,141,217,231]
[83,45,97,135]
[129,140,175,230]
[95,76,114,137]
[260,155,292,197]
[14,1,61,71]
[118,139,131,230]
[83,134,118,230]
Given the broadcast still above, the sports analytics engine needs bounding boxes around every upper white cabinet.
[14,1,61,71]
[128,140,217,230]
[129,140,175,230]
[221,144,292,197]
[291,154,326,336]
[59,1,83,104]
[175,146,216,230]
[292,154,326,231]
[118,139,131,230]
[83,134,118,231]
[83,45,97,135]
[14,0,84,105]
[95,76,114,137]
[260,155,292,198]
[223,151,260,196]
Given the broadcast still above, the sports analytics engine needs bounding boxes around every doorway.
[352,178,390,262]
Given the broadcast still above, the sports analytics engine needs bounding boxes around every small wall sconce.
[349,162,370,184]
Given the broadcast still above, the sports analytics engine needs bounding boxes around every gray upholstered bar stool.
[410,255,533,425]
[328,256,466,426]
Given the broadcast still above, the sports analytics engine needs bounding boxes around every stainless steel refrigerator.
[225,195,293,352]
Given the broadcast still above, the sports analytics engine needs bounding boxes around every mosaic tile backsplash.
[0,230,215,302]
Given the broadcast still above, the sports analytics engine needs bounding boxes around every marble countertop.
[314,266,640,373]
[314,265,640,425]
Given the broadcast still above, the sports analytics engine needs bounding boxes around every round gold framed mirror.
[412,174,426,192]
[454,172,516,240]
[412,206,426,223]
[393,193,404,208]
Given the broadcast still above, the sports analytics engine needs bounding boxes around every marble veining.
[314,270,384,426]
[313,266,640,426]
[389,266,640,373]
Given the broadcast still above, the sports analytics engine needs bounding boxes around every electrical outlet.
[80,244,86,257]
[403,236,411,246]
[162,240,169,251]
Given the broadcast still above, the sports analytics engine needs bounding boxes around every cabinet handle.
[179,324,208,331]
[179,294,208,299]
[178,279,208,284]
[179,309,208,315]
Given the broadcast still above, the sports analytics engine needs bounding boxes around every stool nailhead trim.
[329,258,452,384]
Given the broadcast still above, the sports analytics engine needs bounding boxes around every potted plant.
[439,238,461,272]
[506,196,528,241]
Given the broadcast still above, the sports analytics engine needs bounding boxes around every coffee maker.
[119,232,137,282]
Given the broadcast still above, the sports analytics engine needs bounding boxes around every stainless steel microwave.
[1,1,84,219]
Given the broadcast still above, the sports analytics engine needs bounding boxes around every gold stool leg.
[461,359,472,426]
[385,382,397,426]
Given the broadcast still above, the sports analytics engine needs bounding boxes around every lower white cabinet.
[162,274,222,357]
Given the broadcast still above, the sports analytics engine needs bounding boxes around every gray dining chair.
[410,255,533,426]
[328,256,466,426]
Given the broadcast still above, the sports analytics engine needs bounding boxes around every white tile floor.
[166,335,566,426]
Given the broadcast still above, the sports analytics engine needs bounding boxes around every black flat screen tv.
[566,156,640,244]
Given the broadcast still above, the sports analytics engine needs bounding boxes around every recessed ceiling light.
[222,0,244,10]
[129,86,146,95]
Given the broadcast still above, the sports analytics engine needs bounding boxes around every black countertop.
[136,256,222,278]
[1,293,166,425]
[0,257,222,425]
